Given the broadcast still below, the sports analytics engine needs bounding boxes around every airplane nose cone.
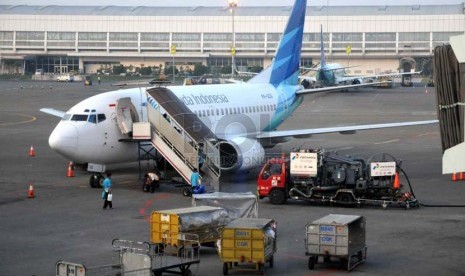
[49,123,78,159]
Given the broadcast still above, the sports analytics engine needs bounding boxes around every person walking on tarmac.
[98,76,101,85]
[102,173,113,209]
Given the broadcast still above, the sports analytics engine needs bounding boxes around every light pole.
[228,0,238,78]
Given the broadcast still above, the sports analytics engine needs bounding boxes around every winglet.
[248,0,307,86]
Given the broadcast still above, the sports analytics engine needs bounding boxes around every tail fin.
[320,24,326,67]
[248,0,307,86]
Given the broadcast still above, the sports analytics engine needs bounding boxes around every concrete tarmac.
[0,80,464,276]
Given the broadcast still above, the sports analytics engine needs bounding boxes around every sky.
[0,0,462,6]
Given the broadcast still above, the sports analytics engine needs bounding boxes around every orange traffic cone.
[452,172,458,181]
[459,172,465,181]
[67,161,75,177]
[29,146,35,157]
[392,172,401,189]
[28,183,35,198]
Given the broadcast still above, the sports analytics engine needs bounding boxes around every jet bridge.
[145,87,221,191]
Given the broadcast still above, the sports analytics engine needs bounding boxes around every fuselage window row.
[192,105,278,118]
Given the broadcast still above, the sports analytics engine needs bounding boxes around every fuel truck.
[257,149,417,208]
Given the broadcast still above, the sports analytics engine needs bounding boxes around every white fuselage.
[48,83,300,165]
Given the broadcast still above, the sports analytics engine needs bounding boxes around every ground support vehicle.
[218,218,277,275]
[56,239,153,276]
[151,206,228,248]
[57,74,74,82]
[84,75,93,85]
[305,214,366,272]
[56,238,199,276]
[257,149,418,208]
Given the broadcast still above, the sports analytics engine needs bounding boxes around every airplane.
[299,25,418,90]
[41,0,437,186]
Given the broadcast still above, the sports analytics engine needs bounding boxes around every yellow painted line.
[0,113,36,126]
[374,139,399,145]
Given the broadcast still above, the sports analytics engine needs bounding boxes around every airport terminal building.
[0,3,464,75]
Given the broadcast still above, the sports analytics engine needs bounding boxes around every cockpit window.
[71,114,88,121]
[88,114,97,124]
[97,114,106,123]
[62,114,72,121]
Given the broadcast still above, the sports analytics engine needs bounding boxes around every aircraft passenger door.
[115,97,140,136]
[208,105,218,129]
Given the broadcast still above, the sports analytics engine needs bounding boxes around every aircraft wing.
[225,79,244,84]
[40,108,65,118]
[296,81,389,94]
[298,75,317,82]
[342,71,422,82]
[256,120,438,139]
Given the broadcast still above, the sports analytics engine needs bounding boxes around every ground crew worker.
[147,171,160,193]
[102,173,113,209]
[190,168,200,189]
[98,76,101,84]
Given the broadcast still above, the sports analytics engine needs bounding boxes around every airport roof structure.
[0,4,463,16]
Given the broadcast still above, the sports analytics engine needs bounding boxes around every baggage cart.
[56,237,200,276]
[219,218,277,275]
[56,239,153,276]
[305,214,366,271]
[151,206,228,247]
[152,232,200,276]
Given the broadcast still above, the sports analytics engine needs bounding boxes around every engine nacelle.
[352,78,363,85]
[218,137,265,171]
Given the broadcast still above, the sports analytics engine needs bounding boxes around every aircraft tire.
[89,174,102,188]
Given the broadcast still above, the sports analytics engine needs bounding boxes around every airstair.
[144,87,221,191]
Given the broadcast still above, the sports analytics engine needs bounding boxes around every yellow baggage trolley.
[219,218,277,275]
[151,206,228,247]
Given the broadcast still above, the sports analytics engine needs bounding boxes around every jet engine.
[352,78,363,85]
[218,137,265,171]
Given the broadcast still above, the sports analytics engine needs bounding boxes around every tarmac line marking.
[0,113,36,126]
[139,193,171,222]
[333,146,354,151]
[417,132,437,137]
[374,139,399,145]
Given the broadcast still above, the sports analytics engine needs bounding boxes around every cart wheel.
[308,257,315,270]
[313,256,318,264]
[357,250,363,261]
[269,255,274,268]
[183,269,192,276]
[182,187,192,197]
[258,263,265,275]
[223,262,229,275]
